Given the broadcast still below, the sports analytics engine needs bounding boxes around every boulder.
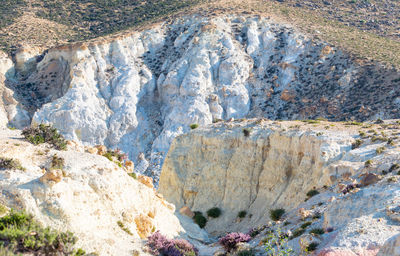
[134,214,154,239]
[179,206,194,218]
[138,175,154,189]
[125,160,134,173]
[39,169,63,185]
[360,173,381,187]
[95,145,107,155]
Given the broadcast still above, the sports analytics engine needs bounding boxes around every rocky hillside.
[0,127,210,255]
[1,15,399,182]
[160,119,400,255]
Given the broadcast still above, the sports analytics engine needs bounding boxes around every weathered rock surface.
[0,128,209,256]
[0,15,399,182]
[377,233,400,256]
[159,119,400,254]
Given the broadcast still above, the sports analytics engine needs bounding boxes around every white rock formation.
[0,128,209,255]
[0,51,30,128]
[0,15,398,183]
[159,119,400,254]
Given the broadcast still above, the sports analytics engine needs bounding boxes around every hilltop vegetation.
[0,0,399,67]
[35,0,204,39]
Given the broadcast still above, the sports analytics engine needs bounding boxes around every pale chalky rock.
[0,129,205,256]
[8,15,393,184]
[95,145,107,155]
[377,233,400,256]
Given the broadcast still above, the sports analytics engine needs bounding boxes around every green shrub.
[312,212,322,220]
[365,159,373,167]
[306,242,319,252]
[269,208,285,221]
[0,157,25,171]
[301,221,312,229]
[236,249,256,256]
[243,128,251,137]
[238,211,247,218]
[128,173,137,179]
[207,207,221,218]
[193,211,207,228]
[306,189,319,198]
[302,120,319,124]
[190,124,199,129]
[22,124,67,150]
[376,147,386,154]
[0,210,84,254]
[359,131,366,137]
[352,139,363,149]
[50,154,65,170]
[117,221,133,236]
[290,228,305,239]
[309,228,325,235]
[389,163,399,172]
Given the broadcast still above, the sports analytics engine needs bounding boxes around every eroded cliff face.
[159,119,400,255]
[1,15,399,181]
[159,120,351,234]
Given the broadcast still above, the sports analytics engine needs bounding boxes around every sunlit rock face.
[1,15,399,181]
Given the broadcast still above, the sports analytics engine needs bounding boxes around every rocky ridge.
[0,127,210,256]
[1,15,400,182]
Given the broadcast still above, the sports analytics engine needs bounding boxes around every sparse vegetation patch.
[0,157,25,171]
[269,208,285,221]
[0,210,85,255]
[206,207,222,218]
[22,124,67,150]
[192,211,207,228]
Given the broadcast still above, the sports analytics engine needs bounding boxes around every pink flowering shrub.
[147,231,198,256]
[219,232,251,252]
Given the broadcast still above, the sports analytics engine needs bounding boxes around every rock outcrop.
[159,119,400,254]
[0,15,399,181]
[0,128,208,256]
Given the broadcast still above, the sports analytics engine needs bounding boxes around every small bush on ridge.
[51,154,65,170]
[238,210,247,218]
[190,124,199,130]
[243,128,251,137]
[207,207,222,218]
[306,189,319,198]
[306,242,319,252]
[0,157,25,171]
[300,221,312,229]
[309,228,325,235]
[22,124,67,150]
[269,208,285,221]
[192,211,207,228]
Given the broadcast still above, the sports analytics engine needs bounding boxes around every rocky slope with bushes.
[0,126,209,255]
[160,119,400,255]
